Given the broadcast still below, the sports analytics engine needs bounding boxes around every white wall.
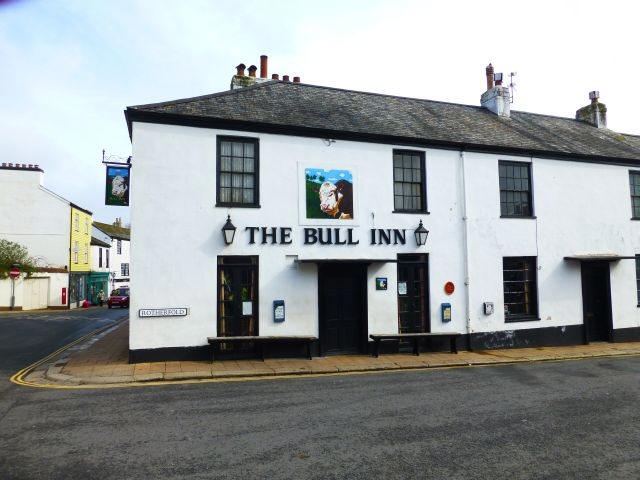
[464,152,640,334]
[130,121,640,351]
[130,123,466,350]
[110,238,130,287]
[0,272,68,309]
[0,169,70,268]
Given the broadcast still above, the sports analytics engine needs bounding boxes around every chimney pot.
[293,76,300,83]
[260,55,268,78]
[248,65,257,77]
[271,73,279,80]
[589,90,600,103]
[485,63,495,90]
[236,63,246,76]
[283,75,290,82]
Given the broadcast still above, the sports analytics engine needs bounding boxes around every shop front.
[88,272,110,305]
[69,272,89,308]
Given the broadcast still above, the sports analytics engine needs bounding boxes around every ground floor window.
[217,256,258,350]
[397,254,429,333]
[502,256,538,321]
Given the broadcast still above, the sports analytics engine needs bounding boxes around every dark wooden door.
[397,254,429,333]
[217,257,258,352]
[581,262,612,342]
[319,264,365,354]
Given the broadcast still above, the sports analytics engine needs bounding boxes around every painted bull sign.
[105,165,130,206]
[305,168,353,220]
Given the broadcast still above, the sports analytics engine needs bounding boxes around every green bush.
[0,239,37,279]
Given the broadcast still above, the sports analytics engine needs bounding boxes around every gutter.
[460,150,473,350]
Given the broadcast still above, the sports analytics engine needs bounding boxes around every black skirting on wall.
[128,324,640,363]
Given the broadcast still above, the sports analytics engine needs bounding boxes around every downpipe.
[460,150,473,350]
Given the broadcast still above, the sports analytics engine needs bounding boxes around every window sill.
[505,315,541,323]
[500,215,537,219]
[631,217,640,221]
[392,210,430,215]
[215,204,261,208]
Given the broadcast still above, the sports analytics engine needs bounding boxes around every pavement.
[17,319,640,387]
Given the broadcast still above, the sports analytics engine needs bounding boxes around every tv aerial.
[509,72,517,104]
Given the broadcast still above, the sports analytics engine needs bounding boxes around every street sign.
[9,267,20,279]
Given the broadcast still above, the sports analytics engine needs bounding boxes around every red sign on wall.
[62,287,67,305]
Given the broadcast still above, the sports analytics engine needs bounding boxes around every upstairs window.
[503,256,538,321]
[99,248,103,268]
[106,249,110,268]
[74,213,79,231]
[629,171,640,219]
[85,218,89,234]
[217,137,259,207]
[84,243,88,263]
[73,241,79,263]
[117,239,122,254]
[499,161,533,217]
[393,150,426,212]
[121,263,129,276]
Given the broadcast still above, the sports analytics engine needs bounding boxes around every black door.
[319,264,366,354]
[397,254,429,333]
[581,262,613,342]
[217,256,258,353]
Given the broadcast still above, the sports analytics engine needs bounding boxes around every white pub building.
[126,58,640,362]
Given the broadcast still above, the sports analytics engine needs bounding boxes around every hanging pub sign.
[105,165,130,206]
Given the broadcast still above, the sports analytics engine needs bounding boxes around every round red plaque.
[444,281,455,295]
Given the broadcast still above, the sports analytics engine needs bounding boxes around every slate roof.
[90,236,111,248]
[126,80,640,162]
[93,221,130,240]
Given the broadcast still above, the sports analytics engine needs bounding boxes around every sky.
[1,0,639,224]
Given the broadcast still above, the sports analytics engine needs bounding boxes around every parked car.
[108,287,130,309]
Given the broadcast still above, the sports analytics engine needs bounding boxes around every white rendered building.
[124,60,640,362]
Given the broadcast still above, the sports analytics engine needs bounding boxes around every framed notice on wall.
[105,165,130,206]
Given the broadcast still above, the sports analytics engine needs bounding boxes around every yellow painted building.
[69,204,92,307]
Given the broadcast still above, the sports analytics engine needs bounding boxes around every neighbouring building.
[93,219,130,290]
[0,164,70,310]
[124,56,640,362]
[89,224,112,304]
[69,204,92,308]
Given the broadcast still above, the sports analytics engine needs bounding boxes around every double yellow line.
[10,325,640,390]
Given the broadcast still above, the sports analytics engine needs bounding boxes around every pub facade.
[125,59,640,362]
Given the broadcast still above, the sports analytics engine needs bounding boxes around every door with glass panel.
[397,254,429,334]
[217,256,258,353]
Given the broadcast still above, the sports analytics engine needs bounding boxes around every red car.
[107,288,130,309]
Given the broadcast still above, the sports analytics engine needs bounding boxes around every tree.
[0,239,37,279]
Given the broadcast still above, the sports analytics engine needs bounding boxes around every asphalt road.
[1,311,639,479]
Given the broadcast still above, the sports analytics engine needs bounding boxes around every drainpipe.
[460,150,473,350]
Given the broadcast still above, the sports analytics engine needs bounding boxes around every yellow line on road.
[10,335,640,391]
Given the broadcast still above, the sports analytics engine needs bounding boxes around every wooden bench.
[207,336,317,362]
[369,332,461,357]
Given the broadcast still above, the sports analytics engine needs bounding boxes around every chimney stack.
[271,73,279,80]
[283,75,290,82]
[260,55,268,78]
[480,63,510,118]
[575,91,607,128]
[485,63,494,90]
[236,63,246,76]
[248,65,257,77]
[293,76,300,83]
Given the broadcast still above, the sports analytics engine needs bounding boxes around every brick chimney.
[480,63,510,118]
[114,217,122,228]
[575,91,607,128]
[230,55,277,90]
